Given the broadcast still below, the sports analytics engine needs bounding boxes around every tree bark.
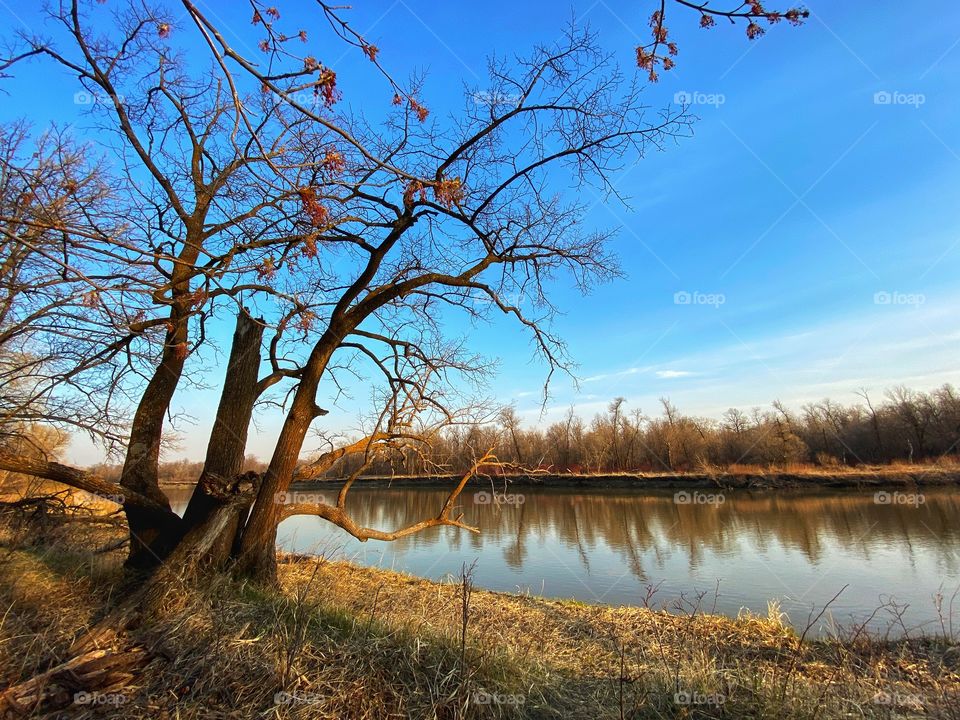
[235,327,340,581]
[119,327,188,568]
[180,309,264,566]
[119,223,206,568]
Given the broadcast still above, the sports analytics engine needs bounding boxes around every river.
[166,484,960,637]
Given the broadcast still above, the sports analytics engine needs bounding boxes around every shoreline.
[159,466,960,491]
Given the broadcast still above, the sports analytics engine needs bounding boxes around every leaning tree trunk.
[233,387,317,581]
[119,325,190,569]
[179,309,264,567]
[235,327,340,581]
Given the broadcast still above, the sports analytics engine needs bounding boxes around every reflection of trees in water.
[327,488,960,572]
[167,486,960,578]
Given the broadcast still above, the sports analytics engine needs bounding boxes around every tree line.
[330,385,960,476]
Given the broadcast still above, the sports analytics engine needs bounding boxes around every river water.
[166,485,960,637]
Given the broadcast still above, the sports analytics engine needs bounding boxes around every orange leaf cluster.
[433,177,464,209]
[408,98,429,122]
[314,68,339,107]
[188,288,208,309]
[81,290,99,308]
[257,256,277,280]
[403,177,464,209]
[321,148,346,176]
[296,310,317,332]
[403,180,427,208]
[637,2,806,79]
[298,187,331,227]
[301,234,318,259]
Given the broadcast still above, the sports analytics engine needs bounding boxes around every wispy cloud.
[655,370,693,379]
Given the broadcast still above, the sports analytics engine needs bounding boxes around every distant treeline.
[333,384,960,476]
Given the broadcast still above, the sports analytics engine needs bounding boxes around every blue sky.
[2,2,959,465]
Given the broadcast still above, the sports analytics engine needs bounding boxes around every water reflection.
[166,486,960,635]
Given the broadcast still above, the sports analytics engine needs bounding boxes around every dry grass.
[1,504,958,718]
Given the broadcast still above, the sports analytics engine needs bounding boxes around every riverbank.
[1,507,957,718]
[280,463,960,492]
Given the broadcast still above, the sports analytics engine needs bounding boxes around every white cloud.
[655,370,693,379]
